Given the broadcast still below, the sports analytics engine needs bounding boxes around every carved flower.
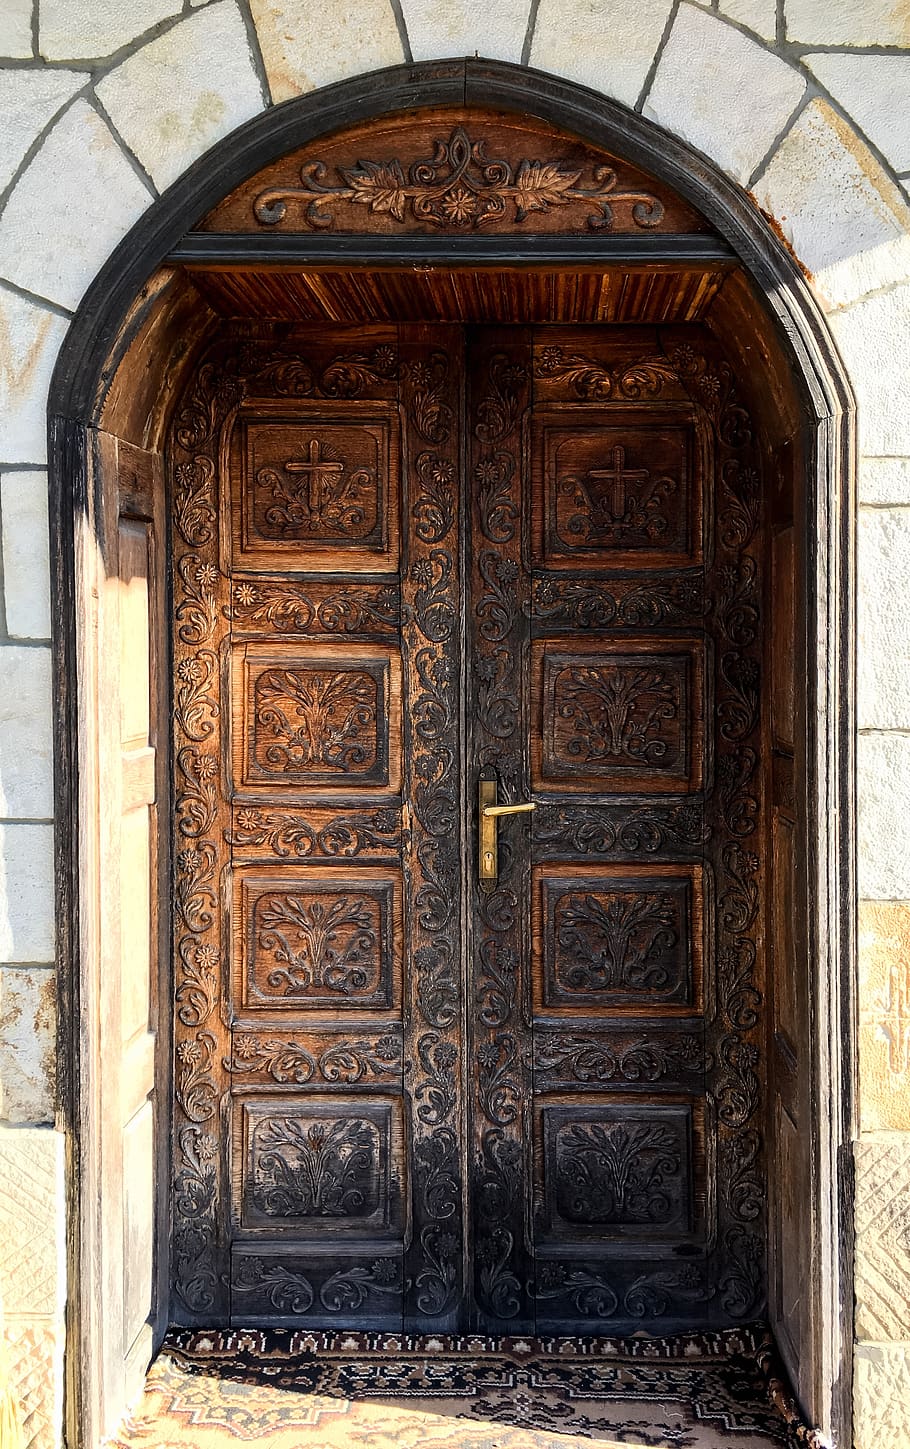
[497,559,519,583]
[177,1040,201,1065]
[175,461,200,488]
[177,658,205,683]
[410,559,435,586]
[441,186,476,223]
[429,459,455,487]
[371,346,397,377]
[734,467,760,499]
[474,458,502,486]
[670,344,698,374]
[231,1036,260,1062]
[373,810,398,834]
[407,362,432,390]
[698,372,722,399]
[177,849,202,873]
[194,1133,219,1162]
[434,1232,458,1259]
[434,1042,458,1069]
[538,346,564,370]
[194,563,219,587]
[536,1262,567,1293]
[236,808,265,832]
[375,1036,400,1062]
[370,1258,398,1286]
[193,754,218,781]
[306,1124,328,1151]
[234,583,258,607]
[194,944,220,970]
[477,1042,501,1069]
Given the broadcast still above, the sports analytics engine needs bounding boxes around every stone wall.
[1,2,909,1445]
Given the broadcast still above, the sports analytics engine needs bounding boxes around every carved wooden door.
[169,322,765,1334]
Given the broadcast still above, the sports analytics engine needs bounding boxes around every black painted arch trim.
[170,233,737,266]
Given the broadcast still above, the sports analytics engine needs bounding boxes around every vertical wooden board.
[398,325,466,1332]
[466,327,534,1331]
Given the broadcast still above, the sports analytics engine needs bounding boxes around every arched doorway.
[49,60,854,1448]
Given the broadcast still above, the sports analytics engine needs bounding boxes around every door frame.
[48,57,856,1446]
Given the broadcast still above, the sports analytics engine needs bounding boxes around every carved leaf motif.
[255,667,377,774]
[257,892,377,996]
[253,1117,377,1218]
[319,1258,401,1311]
[253,128,665,233]
[233,1260,314,1314]
[555,891,678,994]
[343,159,409,219]
[557,664,678,764]
[555,1121,682,1224]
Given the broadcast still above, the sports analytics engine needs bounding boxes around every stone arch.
[46,57,855,1449]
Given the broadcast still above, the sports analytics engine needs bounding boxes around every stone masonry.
[1,2,910,1445]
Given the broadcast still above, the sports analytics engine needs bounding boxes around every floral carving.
[233,1260,314,1314]
[554,890,679,994]
[554,1120,683,1225]
[252,1116,377,1218]
[413,452,456,543]
[535,1033,702,1086]
[225,1034,401,1085]
[173,456,216,546]
[254,667,377,774]
[228,581,398,635]
[556,664,678,763]
[535,803,707,856]
[256,891,378,996]
[252,127,665,232]
[228,807,399,859]
[534,346,680,399]
[320,1259,401,1311]
[532,576,705,630]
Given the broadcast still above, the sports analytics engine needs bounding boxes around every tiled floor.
[108,1327,815,1448]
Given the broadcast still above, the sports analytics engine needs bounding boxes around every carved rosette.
[400,331,464,1329]
[468,333,533,1328]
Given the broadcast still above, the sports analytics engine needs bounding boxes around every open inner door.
[169,320,768,1334]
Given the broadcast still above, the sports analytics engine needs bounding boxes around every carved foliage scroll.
[400,331,464,1329]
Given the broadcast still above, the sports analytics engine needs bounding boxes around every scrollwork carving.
[251,127,666,233]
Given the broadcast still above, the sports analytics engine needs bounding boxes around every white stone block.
[0,288,69,467]
[530,0,673,110]
[858,508,910,731]
[752,100,910,313]
[860,459,910,508]
[858,733,910,900]
[854,1341,910,1449]
[0,648,52,819]
[831,285,910,456]
[249,0,404,103]
[0,968,55,1125]
[39,0,182,61]
[644,6,804,185]
[804,53,910,177]
[1,470,50,639]
[786,0,910,46]
[402,0,530,63]
[718,0,777,41]
[0,1125,65,1311]
[97,3,265,191]
[0,99,152,312]
[0,71,86,198]
[0,0,32,59]
[0,824,55,963]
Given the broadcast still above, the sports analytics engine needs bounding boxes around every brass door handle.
[479,776,536,888]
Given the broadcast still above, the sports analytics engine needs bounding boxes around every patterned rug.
[108,1326,827,1449]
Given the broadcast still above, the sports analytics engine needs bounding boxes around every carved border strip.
[399,330,465,1330]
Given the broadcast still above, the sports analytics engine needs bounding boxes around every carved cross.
[283,439,345,520]
[584,445,650,522]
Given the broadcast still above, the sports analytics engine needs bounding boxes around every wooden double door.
[170,321,767,1333]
